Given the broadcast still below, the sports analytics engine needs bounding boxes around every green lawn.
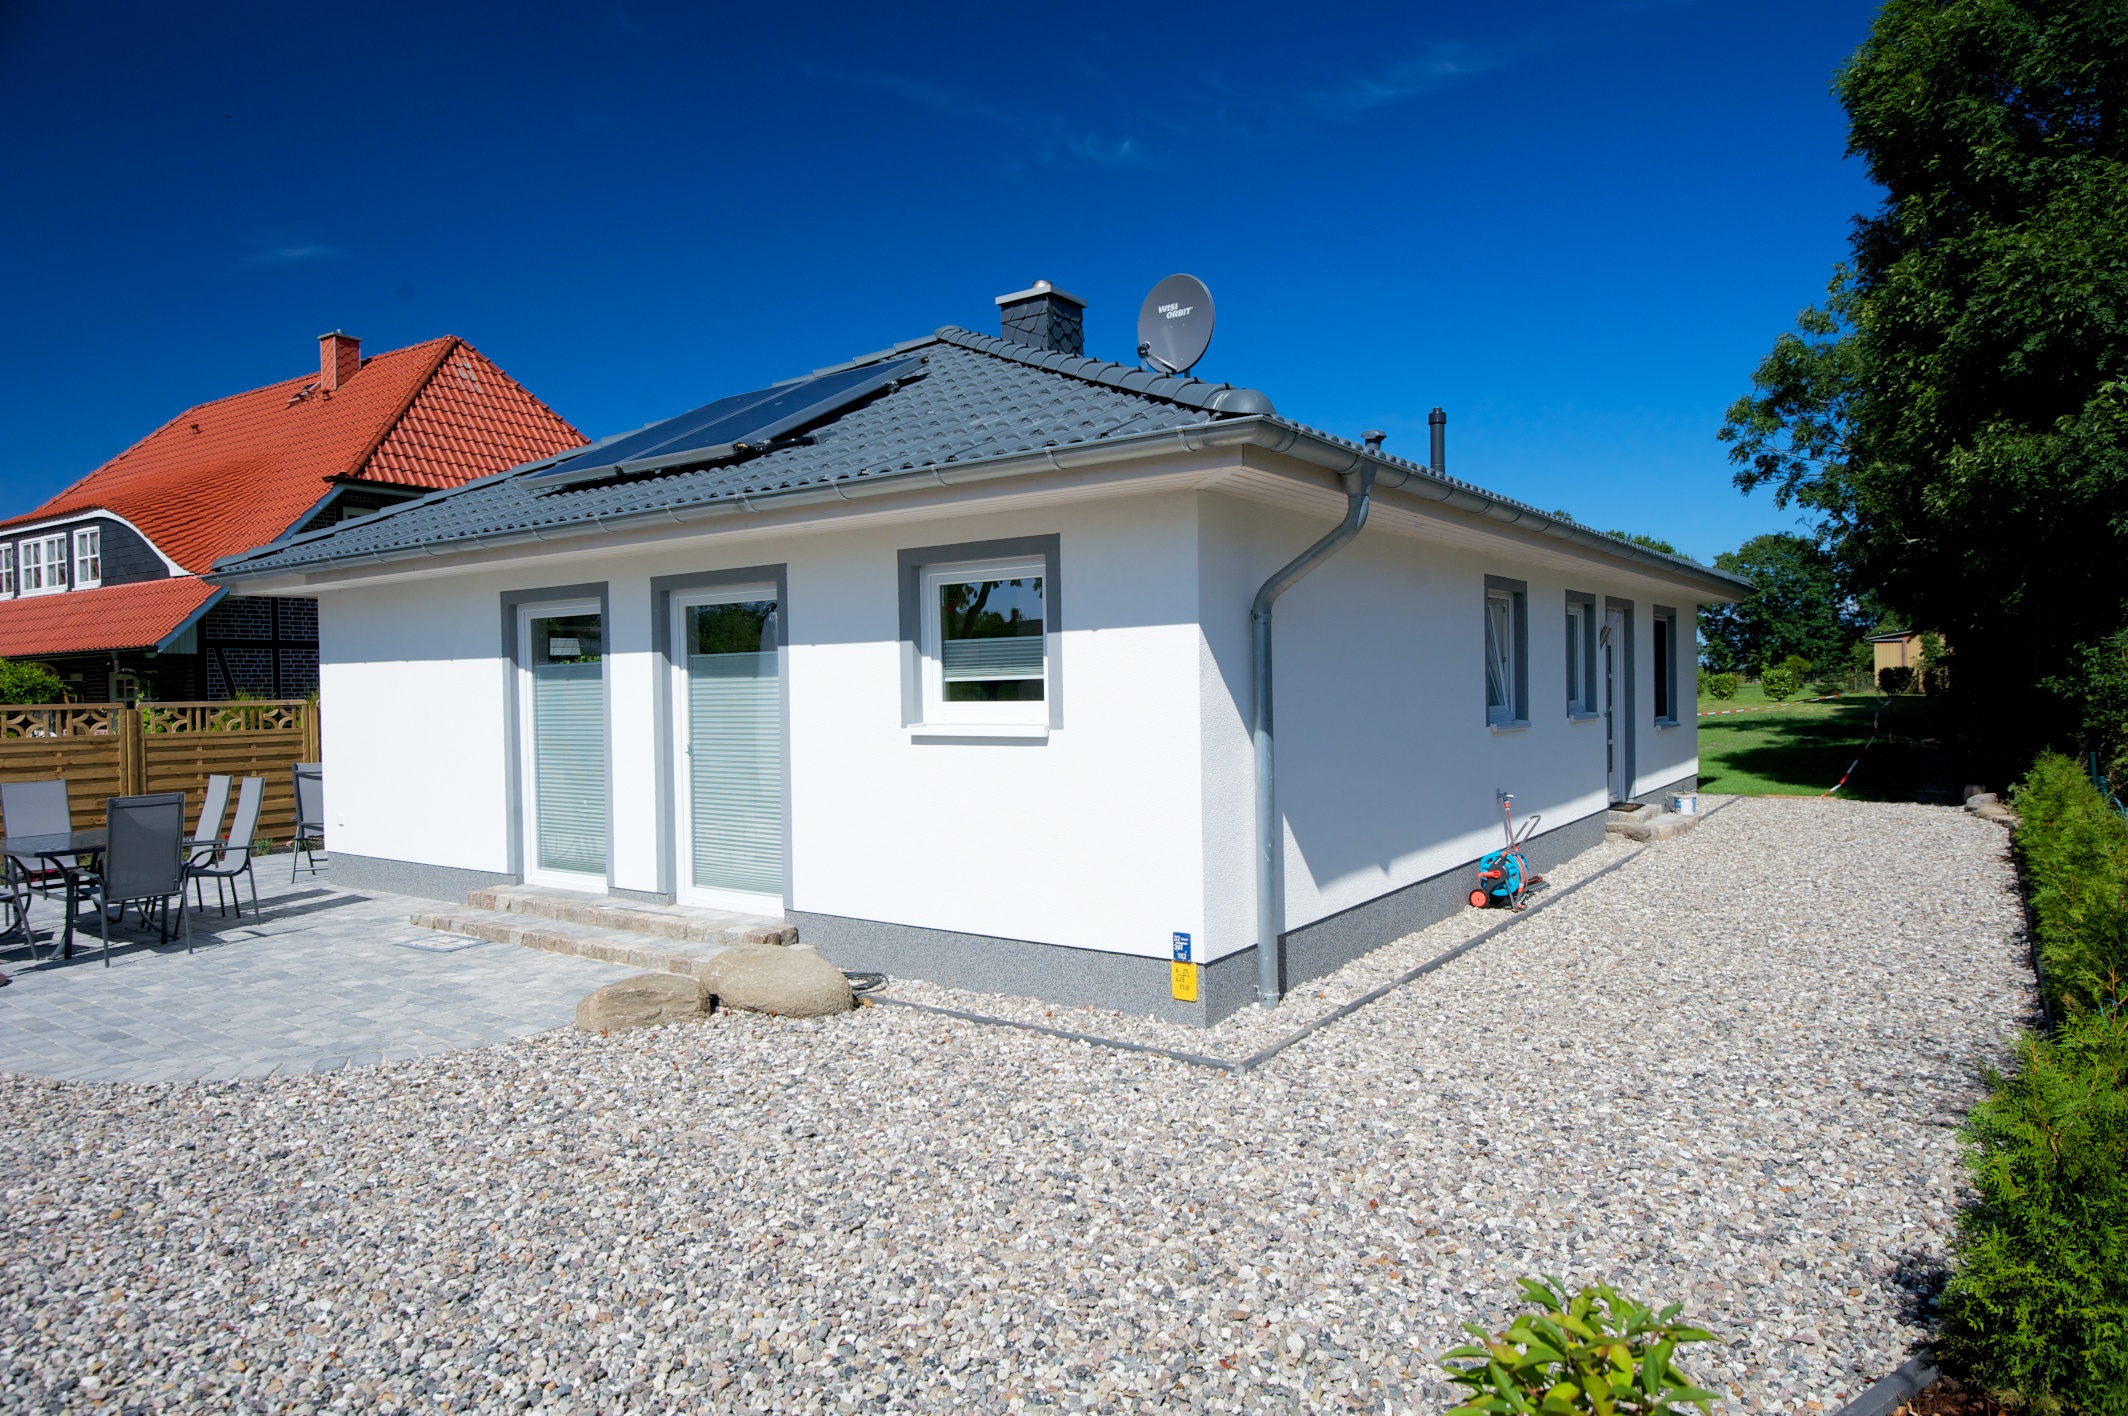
[1694,690,1956,800]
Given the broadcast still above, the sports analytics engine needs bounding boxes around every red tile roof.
[0,337,584,573]
[0,579,218,660]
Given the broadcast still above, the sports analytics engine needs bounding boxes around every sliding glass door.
[518,602,607,889]
[672,588,785,913]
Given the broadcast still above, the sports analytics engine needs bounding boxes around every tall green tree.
[1698,533,1873,673]
[1720,0,2128,769]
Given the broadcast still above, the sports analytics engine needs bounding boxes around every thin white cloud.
[243,244,343,266]
[830,69,1148,168]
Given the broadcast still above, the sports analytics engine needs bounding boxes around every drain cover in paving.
[397,934,484,953]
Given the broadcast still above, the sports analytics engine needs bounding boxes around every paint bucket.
[1669,793,1699,815]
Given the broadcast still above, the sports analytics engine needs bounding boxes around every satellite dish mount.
[1136,274,1216,376]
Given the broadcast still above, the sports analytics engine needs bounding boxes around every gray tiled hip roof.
[209,325,1750,598]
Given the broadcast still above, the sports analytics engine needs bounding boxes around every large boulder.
[575,971,710,1033]
[702,946,854,1018]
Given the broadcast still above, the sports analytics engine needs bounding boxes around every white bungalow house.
[208,284,1746,1024]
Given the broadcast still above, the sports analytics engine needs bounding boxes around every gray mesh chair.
[188,774,231,908]
[291,762,323,881]
[0,778,75,896]
[189,776,263,918]
[68,793,191,967]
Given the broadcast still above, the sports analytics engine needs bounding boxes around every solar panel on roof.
[531,355,925,487]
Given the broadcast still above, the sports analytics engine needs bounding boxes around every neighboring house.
[1867,630,1939,680]
[210,283,1749,1023]
[0,332,584,701]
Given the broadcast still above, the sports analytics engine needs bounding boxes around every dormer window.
[73,528,100,589]
[20,534,69,596]
[0,545,13,598]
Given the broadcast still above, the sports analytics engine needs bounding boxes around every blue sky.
[0,1,1879,563]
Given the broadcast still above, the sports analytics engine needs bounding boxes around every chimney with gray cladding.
[995,280,1086,357]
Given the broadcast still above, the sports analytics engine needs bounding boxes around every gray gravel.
[0,798,2030,1414]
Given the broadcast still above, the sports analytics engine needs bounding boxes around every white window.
[0,545,14,598]
[72,528,100,589]
[1483,577,1527,727]
[37,534,67,593]
[19,539,43,594]
[921,558,1048,726]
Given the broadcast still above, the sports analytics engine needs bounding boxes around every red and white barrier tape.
[1698,692,1844,717]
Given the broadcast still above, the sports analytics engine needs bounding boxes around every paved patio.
[0,857,633,1082]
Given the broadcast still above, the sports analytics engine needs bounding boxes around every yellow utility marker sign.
[1171,932,1197,1001]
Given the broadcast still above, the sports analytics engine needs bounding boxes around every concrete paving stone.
[0,863,633,1083]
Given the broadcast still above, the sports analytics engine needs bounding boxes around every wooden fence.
[0,701,321,844]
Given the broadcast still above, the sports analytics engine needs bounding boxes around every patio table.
[0,830,105,958]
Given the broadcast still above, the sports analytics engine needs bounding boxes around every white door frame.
[669,583,786,915]
[517,597,607,891]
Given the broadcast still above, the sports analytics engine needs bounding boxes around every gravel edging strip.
[862,995,1242,1070]
[864,799,1740,1071]
[1232,845,1649,1071]
[1830,1353,1940,1416]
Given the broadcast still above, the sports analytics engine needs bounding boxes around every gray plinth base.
[325,852,515,903]
[798,808,1611,1026]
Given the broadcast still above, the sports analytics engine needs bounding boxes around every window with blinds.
[528,612,606,878]
[921,559,1047,725]
[683,599,782,899]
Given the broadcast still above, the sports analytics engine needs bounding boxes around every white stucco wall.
[315,493,1212,961]
[1192,490,1703,961]
[312,471,1709,967]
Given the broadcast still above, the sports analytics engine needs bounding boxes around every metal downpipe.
[1250,451,1378,1008]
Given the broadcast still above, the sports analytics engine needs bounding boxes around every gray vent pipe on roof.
[1250,431,1380,1008]
[1429,407,1446,474]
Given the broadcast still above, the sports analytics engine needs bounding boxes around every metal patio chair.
[187,774,231,909]
[0,779,75,897]
[291,762,323,881]
[188,776,263,919]
[66,793,191,968]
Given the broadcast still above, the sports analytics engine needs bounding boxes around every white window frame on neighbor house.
[1483,575,1529,729]
[1565,590,1598,718]
[72,528,100,589]
[920,556,1050,729]
[0,545,14,598]
[20,535,67,596]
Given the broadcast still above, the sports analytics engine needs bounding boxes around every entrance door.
[518,601,607,889]
[1601,608,1625,804]
[671,587,785,913]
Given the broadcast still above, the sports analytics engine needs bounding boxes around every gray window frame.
[1483,574,1529,730]
[649,564,792,905]
[898,534,1062,731]
[500,582,612,889]
[1565,589,1598,719]
[1652,604,1680,727]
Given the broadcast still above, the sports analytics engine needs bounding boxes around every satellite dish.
[1136,274,1215,376]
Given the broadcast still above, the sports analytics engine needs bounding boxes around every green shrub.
[2011,753,2128,1018]
[1439,1277,1718,1416]
[1937,1008,2128,1416]
[1880,665,1916,694]
[1705,672,1740,700]
[0,659,66,706]
[1761,665,1802,700]
[1779,653,1813,678]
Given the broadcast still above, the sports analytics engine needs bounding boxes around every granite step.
[407,905,742,981]
[463,884,796,947]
